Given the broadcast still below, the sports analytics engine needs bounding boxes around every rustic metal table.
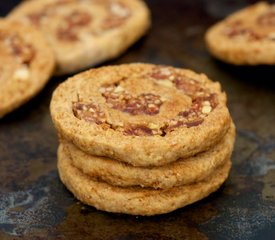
[1,0,275,239]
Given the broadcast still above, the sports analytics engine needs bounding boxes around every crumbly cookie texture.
[9,0,151,75]
[206,2,275,65]
[62,122,235,189]
[50,63,231,167]
[0,19,55,118]
[58,145,231,216]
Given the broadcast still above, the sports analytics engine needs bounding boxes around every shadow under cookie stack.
[51,63,235,216]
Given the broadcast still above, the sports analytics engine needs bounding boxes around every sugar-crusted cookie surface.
[51,63,231,167]
[0,19,55,118]
[206,2,275,65]
[9,0,150,75]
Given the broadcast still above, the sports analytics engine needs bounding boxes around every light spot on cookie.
[268,32,275,40]
[110,2,130,18]
[202,105,212,114]
[148,122,159,130]
[13,65,30,81]
[157,80,174,87]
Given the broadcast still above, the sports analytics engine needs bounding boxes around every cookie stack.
[50,63,235,216]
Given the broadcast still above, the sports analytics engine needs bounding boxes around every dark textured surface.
[1,0,275,239]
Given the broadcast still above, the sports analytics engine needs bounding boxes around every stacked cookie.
[50,63,235,216]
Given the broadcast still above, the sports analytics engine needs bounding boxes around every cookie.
[50,63,231,167]
[206,2,275,65]
[62,121,235,189]
[58,145,231,216]
[9,0,150,75]
[0,19,55,118]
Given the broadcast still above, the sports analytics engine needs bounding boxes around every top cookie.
[205,2,275,65]
[0,19,55,118]
[50,63,231,167]
[9,0,150,75]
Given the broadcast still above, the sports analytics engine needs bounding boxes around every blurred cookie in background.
[9,0,151,75]
[206,2,275,65]
[0,19,55,118]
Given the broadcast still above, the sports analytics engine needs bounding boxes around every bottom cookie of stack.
[58,145,231,216]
